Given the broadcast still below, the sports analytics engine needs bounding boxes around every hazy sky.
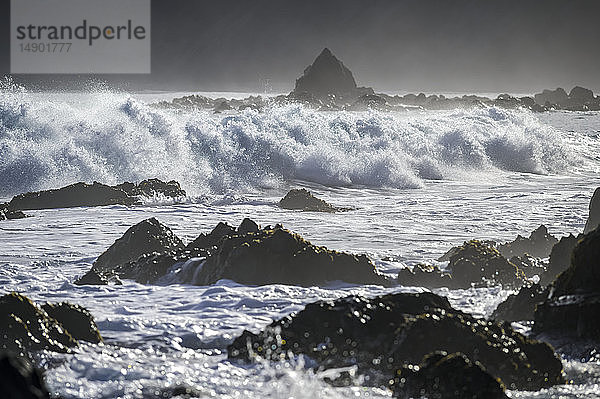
[1,0,599,93]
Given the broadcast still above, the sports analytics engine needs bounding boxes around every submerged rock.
[497,225,558,259]
[228,292,564,391]
[0,354,50,399]
[534,228,600,338]
[392,352,508,399]
[491,284,548,322]
[0,292,101,354]
[584,187,600,234]
[7,179,185,211]
[279,188,343,212]
[447,240,525,288]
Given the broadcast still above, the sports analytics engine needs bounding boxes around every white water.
[1,82,600,398]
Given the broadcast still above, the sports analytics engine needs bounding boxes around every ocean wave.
[0,79,577,197]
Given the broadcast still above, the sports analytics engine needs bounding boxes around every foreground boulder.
[278,188,344,212]
[7,179,185,211]
[497,225,558,259]
[228,292,563,391]
[584,187,600,234]
[0,292,101,355]
[0,354,49,399]
[491,284,547,322]
[534,228,600,338]
[392,352,508,399]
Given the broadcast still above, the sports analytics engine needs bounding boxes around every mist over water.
[0,81,580,198]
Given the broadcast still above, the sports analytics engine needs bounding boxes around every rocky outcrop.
[533,86,599,111]
[228,292,564,391]
[509,254,547,280]
[534,227,600,338]
[0,203,26,220]
[0,354,50,399]
[584,187,600,234]
[491,284,548,322]
[497,225,558,259]
[0,292,101,354]
[397,264,461,289]
[7,179,185,211]
[279,188,345,212]
[291,48,373,102]
[534,88,569,106]
[539,234,580,286]
[447,240,525,288]
[392,352,508,399]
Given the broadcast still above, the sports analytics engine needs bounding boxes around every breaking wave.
[0,79,576,197]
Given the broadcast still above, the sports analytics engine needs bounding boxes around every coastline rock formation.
[534,227,600,338]
[279,188,345,212]
[228,292,564,391]
[0,204,26,221]
[497,225,558,259]
[78,218,389,287]
[584,187,600,234]
[291,48,374,102]
[491,283,548,322]
[0,354,50,399]
[7,179,185,211]
[539,234,580,286]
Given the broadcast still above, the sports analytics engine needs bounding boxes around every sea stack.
[291,48,373,102]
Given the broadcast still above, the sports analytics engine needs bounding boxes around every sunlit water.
[1,82,600,398]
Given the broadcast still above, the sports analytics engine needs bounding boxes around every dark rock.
[584,187,600,234]
[447,240,525,288]
[569,86,595,102]
[392,352,508,399]
[292,48,369,101]
[0,354,50,399]
[238,218,259,234]
[491,284,548,322]
[228,292,564,391]
[397,264,462,289]
[41,302,102,343]
[534,88,569,106]
[185,222,236,252]
[534,228,600,338]
[189,224,389,287]
[437,240,497,262]
[0,204,27,221]
[509,254,547,280]
[497,225,558,259]
[279,188,343,212]
[92,217,184,274]
[540,234,580,286]
[113,179,186,199]
[74,268,122,286]
[0,292,78,354]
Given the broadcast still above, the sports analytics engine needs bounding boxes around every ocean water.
[1,79,600,398]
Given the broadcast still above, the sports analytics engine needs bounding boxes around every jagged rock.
[534,228,600,338]
[185,222,236,253]
[93,217,184,273]
[6,179,186,211]
[437,240,497,262]
[228,292,564,391]
[392,352,508,399]
[540,234,580,286]
[534,88,569,106]
[0,204,26,221]
[397,264,461,289]
[497,225,558,259]
[237,218,259,234]
[491,284,548,322]
[279,188,343,212]
[584,187,600,234]
[447,240,525,288]
[74,268,122,286]
[509,254,547,280]
[0,354,50,399]
[292,48,371,101]
[41,302,102,343]
[188,224,389,286]
[0,293,78,354]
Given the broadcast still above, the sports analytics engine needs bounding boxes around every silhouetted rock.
[0,293,78,354]
[447,240,525,288]
[437,240,497,262]
[228,292,563,391]
[41,302,102,343]
[237,218,259,234]
[534,88,568,106]
[279,188,343,212]
[7,179,186,211]
[74,268,122,286]
[584,187,600,234]
[569,86,595,102]
[0,203,26,220]
[497,225,558,259]
[539,234,580,286]
[397,264,461,289]
[491,284,548,322]
[0,354,50,399]
[292,48,372,102]
[392,352,508,399]
[534,228,600,338]
[509,255,547,280]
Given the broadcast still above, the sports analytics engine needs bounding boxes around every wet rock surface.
[540,234,580,286]
[392,352,508,399]
[0,292,100,354]
[491,284,548,322]
[0,203,26,220]
[228,292,564,391]
[534,228,600,338]
[497,225,558,259]
[397,264,461,289]
[6,179,185,211]
[0,354,50,399]
[584,187,600,234]
[41,302,102,343]
[279,188,345,212]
